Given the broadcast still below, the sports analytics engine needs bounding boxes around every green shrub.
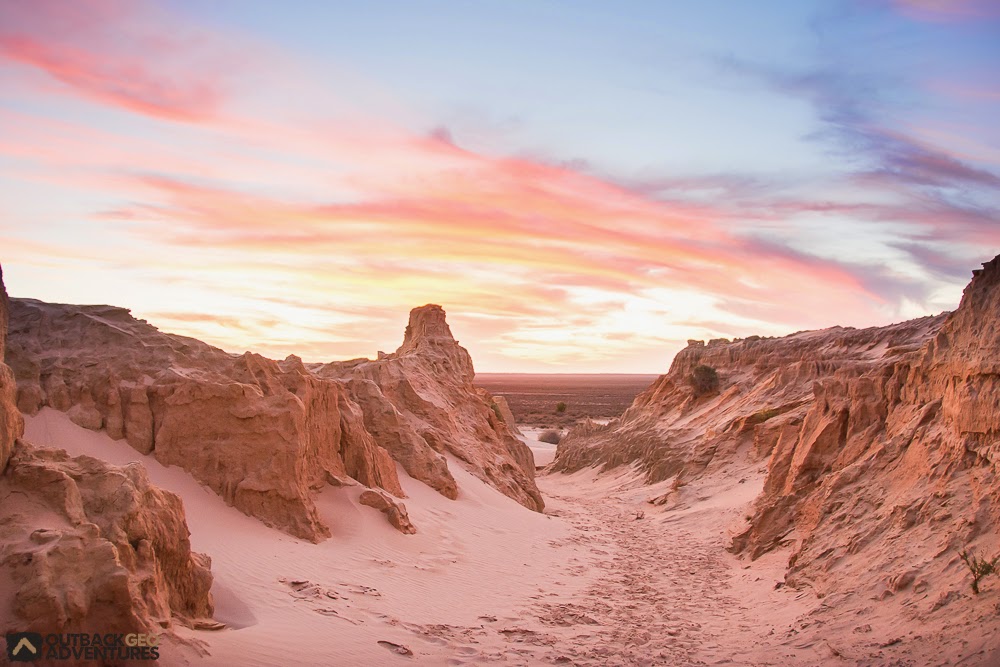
[960,548,1000,595]
[555,401,567,413]
[689,365,719,396]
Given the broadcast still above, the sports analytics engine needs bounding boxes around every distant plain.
[474,373,658,428]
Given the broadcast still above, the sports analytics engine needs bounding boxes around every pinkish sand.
[22,408,988,666]
[517,427,558,467]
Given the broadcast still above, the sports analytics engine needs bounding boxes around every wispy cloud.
[711,51,1000,259]
[889,0,1000,22]
[0,0,245,122]
[1,1,997,371]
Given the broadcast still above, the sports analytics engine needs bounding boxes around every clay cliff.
[0,265,21,471]
[7,301,541,542]
[735,256,1000,596]
[553,314,946,486]
[319,305,542,512]
[555,256,1000,610]
[0,266,215,646]
[0,447,215,637]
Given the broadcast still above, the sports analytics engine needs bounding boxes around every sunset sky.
[1,0,999,372]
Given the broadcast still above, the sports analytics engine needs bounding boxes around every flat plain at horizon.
[475,373,658,428]
[476,372,661,376]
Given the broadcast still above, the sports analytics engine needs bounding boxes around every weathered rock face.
[0,265,23,470]
[321,305,543,512]
[358,489,417,534]
[910,255,1000,442]
[0,443,215,638]
[6,299,404,542]
[553,315,946,485]
[0,266,214,645]
[555,255,1000,606]
[731,258,1000,599]
[484,393,522,437]
[7,300,541,541]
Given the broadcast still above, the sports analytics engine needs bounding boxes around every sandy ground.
[24,410,596,666]
[518,427,559,467]
[19,410,995,666]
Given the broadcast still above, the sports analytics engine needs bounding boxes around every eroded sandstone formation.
[553,314,946,486]
[322,305,542,512]
[488,395,522,437]
[358,489,417,535]
[7,300,541,541]
[0,446,215,636]
[730,258,1000,600]
[555,255,1000,603]
[0,265,215,644]
[0,264,22,470]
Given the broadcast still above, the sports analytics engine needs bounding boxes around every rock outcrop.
[555,255,1000,606]
[358,489,417,535]
[0,264,214,644]
[0,264,22,470]
[322,305,543,512]
[0,446,215,636]
[7,299,406,542]
[730,258,1000,599]
[7,301,541,541]
[553,315,946,486]
[485,394,522,437]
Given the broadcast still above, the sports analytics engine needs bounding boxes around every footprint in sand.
[377,640,413,656]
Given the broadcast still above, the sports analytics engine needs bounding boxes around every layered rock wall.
[0,265,22,470]
[738,258,1000,595]
[553,315,945,485]
[7,301,541,541]
[7,299,407,541]
[0,264,214,642]
[554,256,1000,601]
[322,305,542,512]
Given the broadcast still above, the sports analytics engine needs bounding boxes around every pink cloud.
[890,0,1000,22]
[108,163,882,331]
[928,80,1000,103]
[1,0,976,370]
[0,0,236,122]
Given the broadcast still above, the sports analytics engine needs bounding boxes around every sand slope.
[24,410,581,666]
[29,408,997,665]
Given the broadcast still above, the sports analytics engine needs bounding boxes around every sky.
[1,0,998,373]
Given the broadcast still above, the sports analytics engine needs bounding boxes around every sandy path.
[533,489,743,665]
[491,469,814,667]
[346,469,789,667]
[23,410,837,665]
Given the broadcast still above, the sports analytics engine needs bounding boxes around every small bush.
[555,401,567,413]
[960,548,1000,595]
[538,429,562,444]
[689,365,719,396]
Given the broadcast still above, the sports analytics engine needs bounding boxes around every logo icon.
[6,633,42,662]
